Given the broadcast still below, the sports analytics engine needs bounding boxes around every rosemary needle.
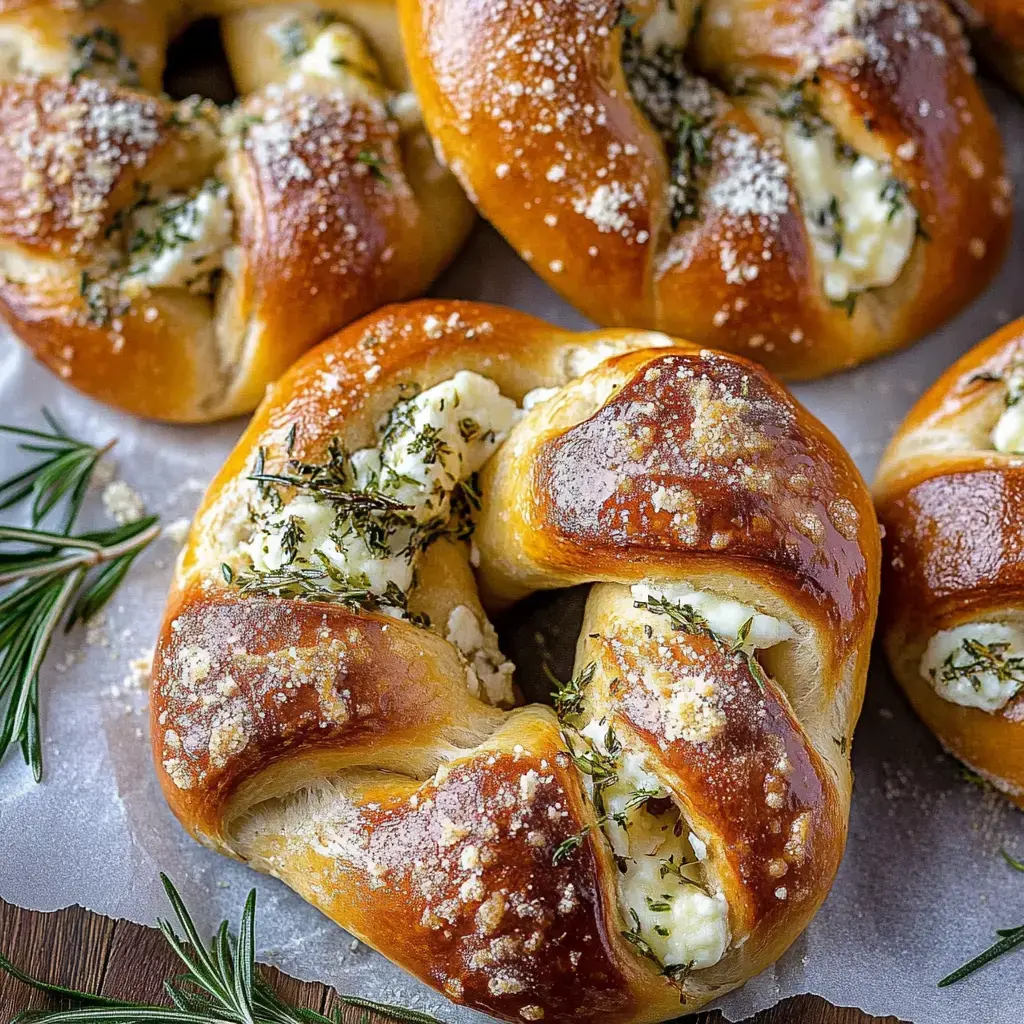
[938,850,1024,987]
[0,874,444,1024]
[938,926,1024,988]
[0,412,160,781]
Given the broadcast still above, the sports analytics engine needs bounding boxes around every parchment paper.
[2,82,1024,1024]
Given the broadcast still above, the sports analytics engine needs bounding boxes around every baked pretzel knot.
[876,318,1024,808]
[952,0,1024,94]
[151,299,880,1019]
[152,301,879,1021]
[0,1,472,421]
[400,0,1010,379]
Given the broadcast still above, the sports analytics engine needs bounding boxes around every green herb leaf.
[0,875,445,1024]
[0,414,159,780]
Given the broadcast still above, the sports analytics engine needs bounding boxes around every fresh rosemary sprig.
[0,411,112,531]
[0,874,443,1024]
[0,413,159,780]
[938,849,1024,987]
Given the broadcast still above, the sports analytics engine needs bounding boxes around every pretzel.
[952,0,1024,93]
[399,0,1010,380]
[0,1,472,422]
[875,317,1024,807]
[151,300,879,1021]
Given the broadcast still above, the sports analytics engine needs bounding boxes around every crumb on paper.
[164,517,191,545]
[85,612,109,648]
[124,651,153,690]
[102,480,146,524]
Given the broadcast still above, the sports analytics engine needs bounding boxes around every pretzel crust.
[951,0,1024,93]
[399,0,1010,379]
[0,0,473,421]
[152,300,879,1021]
[875,318,1024,807]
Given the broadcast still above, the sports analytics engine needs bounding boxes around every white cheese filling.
[579,720,730,971]
[521,386,560,411]
[281,19,420,131]
[293,22,382,101]
[992,373,1024,453]
[920,623,1024,712]
[241,371,521,701]
[782,128,916,304]
[122,180,233,294]
[446,605,515,706]
[631,582,795,650]
[244,371,520,592]
[633,0,700,52]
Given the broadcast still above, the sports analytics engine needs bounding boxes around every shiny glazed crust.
[0,0,473,421]
[399,0,1010,379]
[874,318,1024,807]
[151,300,880,1021]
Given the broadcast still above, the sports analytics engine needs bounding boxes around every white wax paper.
[1,81,1024,1024]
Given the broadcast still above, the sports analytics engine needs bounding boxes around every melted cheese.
[783,128,916,303]
[294,22,383,102]
[920,623,1024,712]
[633,0,701,52]
[522,386,560,411]
[446,605,515,706]
[579,721,730,971]
[631,582,794,650]
[242,373,521,701]
[992,374,1024,453]
[122,180,233,294]
[993,401,1024,454]
[245,372,520,590]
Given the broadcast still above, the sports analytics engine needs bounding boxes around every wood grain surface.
[0,898,903,1024]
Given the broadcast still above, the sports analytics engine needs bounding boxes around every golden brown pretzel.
[952,0,1024,93]
[0,0,472,421]
[875,317,1024,807]
[399,0,1011,379]
[151,300,879,1021]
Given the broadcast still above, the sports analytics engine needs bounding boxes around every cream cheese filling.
[920,623,1024,712]
[782,127,916,305]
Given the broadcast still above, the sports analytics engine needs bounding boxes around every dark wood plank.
[0,899,902,1024]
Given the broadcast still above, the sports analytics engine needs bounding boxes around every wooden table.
[0,899,902,1024]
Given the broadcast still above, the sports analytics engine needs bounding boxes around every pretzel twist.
[0,0,472,421]
[952,0,1024,93]
[152,300,879,1022]
[399,0,1010,379]
[875,318,1024,807]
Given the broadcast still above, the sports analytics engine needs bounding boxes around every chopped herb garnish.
[357,149,391,184]
[549,661,595,720]
[880,178,909,223]
[275,18,309,62]
[633,594,769,692]
[552,827,590,866]
[766,81,824,137]
[69,26,139,85]
[929,638,1024,701]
